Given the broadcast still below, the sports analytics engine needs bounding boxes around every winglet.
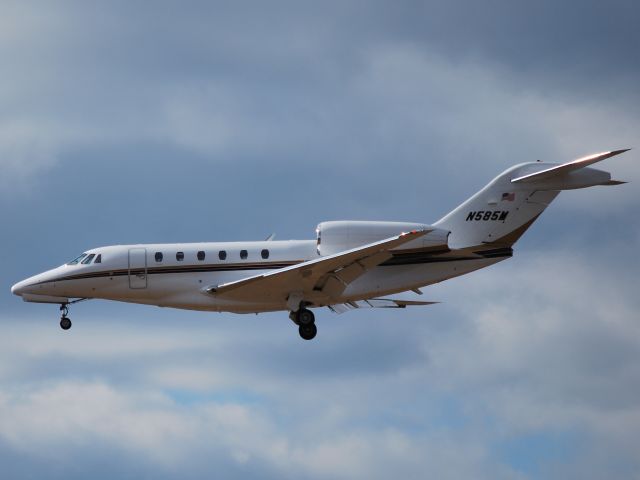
[610,148,632,155]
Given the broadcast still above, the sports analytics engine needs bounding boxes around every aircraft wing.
[205,229,429,304]
[511,149,630,183]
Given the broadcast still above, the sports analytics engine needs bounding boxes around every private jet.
[11,149,630,340]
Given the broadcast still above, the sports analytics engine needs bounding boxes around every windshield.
[81,253,96,264]
[67,253,88,265]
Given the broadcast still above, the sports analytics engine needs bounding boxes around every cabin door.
[128,248,148,289]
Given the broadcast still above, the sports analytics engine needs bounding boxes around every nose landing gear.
[56,298,88,331]
[59,304,72,330]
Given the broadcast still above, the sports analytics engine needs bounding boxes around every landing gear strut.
[59,304,72,330]
[290,307,317,340]
[56,298,88,331]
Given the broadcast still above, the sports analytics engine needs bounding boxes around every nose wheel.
[59,304,72,330]
[60,316,72,330]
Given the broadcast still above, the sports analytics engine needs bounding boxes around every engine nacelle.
[316,220,450,256]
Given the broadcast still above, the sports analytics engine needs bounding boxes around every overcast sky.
[1,1,639,479]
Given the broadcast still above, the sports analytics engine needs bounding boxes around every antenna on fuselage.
[265,233,276,241]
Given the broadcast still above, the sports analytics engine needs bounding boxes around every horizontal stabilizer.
[602,180,627,186]
[511,149,630,184]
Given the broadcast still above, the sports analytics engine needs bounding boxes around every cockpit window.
[67,253,88,265]
[81,254,96,264]
[94,254,102,263]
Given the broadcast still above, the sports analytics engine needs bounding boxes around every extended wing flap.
[205,229,429,301]
[328,293,438,314]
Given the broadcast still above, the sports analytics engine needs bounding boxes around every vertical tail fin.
[434,150,630,249]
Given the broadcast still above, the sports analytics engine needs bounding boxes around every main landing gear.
[290,307,317,340]
[59,304,72,330]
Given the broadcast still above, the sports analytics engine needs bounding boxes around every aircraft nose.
[12,269,62,297]
[11,280,27,296]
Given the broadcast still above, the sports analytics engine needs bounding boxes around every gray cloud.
[1,1,638,194]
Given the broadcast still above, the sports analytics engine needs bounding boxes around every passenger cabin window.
[67,253,87,265]
[81,254,96,264]
[176,252,184,261]
[240,250,248,259]
[261,249,269,259]
[218,250,227,260]
[197,251,205,261]
[94,254,102,264]
[155,252,163,262]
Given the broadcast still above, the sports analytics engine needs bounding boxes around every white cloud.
[423,248,640,460]
[0,382,191,464]
[0,377,516,479]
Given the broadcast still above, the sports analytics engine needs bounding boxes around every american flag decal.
[501,192,515,202]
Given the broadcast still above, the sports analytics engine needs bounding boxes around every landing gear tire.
[60,316,72,330]
[299,322,317,340]
[297,308,315,326]
[59,304,72,330]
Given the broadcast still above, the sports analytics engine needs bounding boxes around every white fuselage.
[10,150,628,341]
[11,239,506,313]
